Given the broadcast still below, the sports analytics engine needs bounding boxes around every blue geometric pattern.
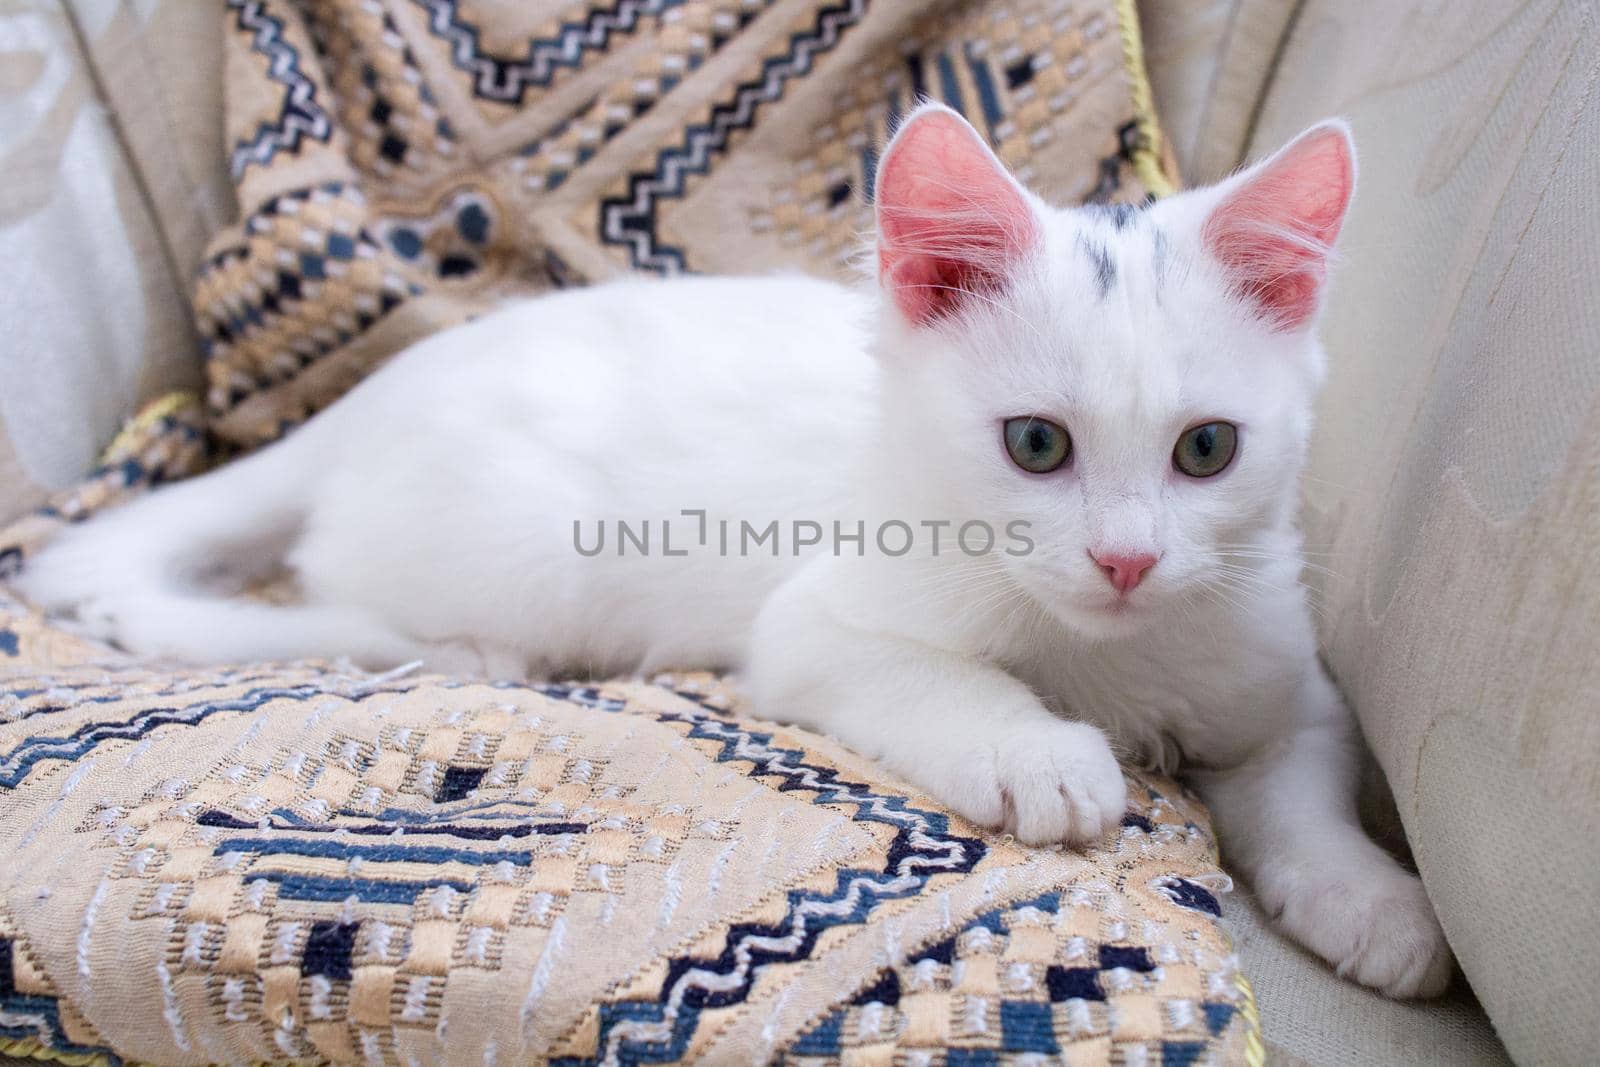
[0,663,596,792]
[1153,874,1223,917]
[600,0,869,273]
[787,888,1243,1061]
[0,684,332,790]
[555,700,986,1065]
[414,0,685,104]
[226,0,334,179]
[76,419,207,496]
[1,665,287,727]
[195,181,422,413]
[788,891,1065,1059]
[0,674,994,1058]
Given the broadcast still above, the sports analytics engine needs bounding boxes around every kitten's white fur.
[15,105,1452,997]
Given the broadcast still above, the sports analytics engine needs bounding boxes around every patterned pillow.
[0,593,1257,1065]
[190,0,1174,451]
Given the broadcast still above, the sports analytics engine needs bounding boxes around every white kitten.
[15,104,1452,997]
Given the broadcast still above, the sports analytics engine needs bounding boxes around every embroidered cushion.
[0,595,1258,1064]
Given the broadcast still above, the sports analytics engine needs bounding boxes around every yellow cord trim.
[1113,0,1179,198]
[1235,971,1267,1067]
[0,1034,315,1067]
[0,1036,114,1067]
[99,390,200,462]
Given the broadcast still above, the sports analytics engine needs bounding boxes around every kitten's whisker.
[1214,550,1341,580]
[896,559,1023,614]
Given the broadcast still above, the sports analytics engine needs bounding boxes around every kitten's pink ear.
[1203,121,1355,331]
[875,104,1038,327]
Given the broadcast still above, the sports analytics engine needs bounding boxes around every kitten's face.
[873,106,1353,639]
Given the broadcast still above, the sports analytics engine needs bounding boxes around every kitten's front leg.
[1190,665,1454,998]
[747,584,1126,846]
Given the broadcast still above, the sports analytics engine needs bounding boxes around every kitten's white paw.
[922,718,1127,847]
[419,641,491,678]
[418,641,528,681]
[77,597,126,644]
[77,595,178,656]
[1275,870,1453,998]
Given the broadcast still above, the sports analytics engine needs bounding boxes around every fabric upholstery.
[1242,2,1600,1063]
[0,591,1258,1065]
[62,0,236,274]
[1136,0,1297,184]
[1225,888,1507,1066]
[0,2,228,527]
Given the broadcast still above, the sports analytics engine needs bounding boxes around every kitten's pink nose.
[1091,550,1159,594]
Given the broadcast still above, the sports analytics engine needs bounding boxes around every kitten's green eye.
[1173,421,1238,478]
[1004,417,1072,473]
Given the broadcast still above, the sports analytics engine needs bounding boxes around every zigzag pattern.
[600,0,869,273]
[791,889,1064,1055]
[1,666,291,727]
[557,696,985,1065]
[413,0,684,103]
[226,0,334,179]
[0,683,371,789]
[0,676,628,790]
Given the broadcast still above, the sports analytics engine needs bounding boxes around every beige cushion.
[0,2,228,525]
[1246,2,1600,1062]
[64,0,236,272]
[1226,888,1509,1066]
[1137,0,1298,184]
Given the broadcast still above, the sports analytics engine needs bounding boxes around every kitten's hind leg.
[1189,666,1454,998]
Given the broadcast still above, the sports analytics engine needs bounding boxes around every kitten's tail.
[14,433,445,670]
[13,433,310,617]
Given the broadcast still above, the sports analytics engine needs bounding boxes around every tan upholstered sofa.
[1141,3,1598,1063]
[2,3,1594,1064]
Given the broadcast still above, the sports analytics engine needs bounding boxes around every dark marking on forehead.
[1109,202,1139,230]
[1077,234,1116,299]
[1084,201,1143,231]
[1151,227,1170,288]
